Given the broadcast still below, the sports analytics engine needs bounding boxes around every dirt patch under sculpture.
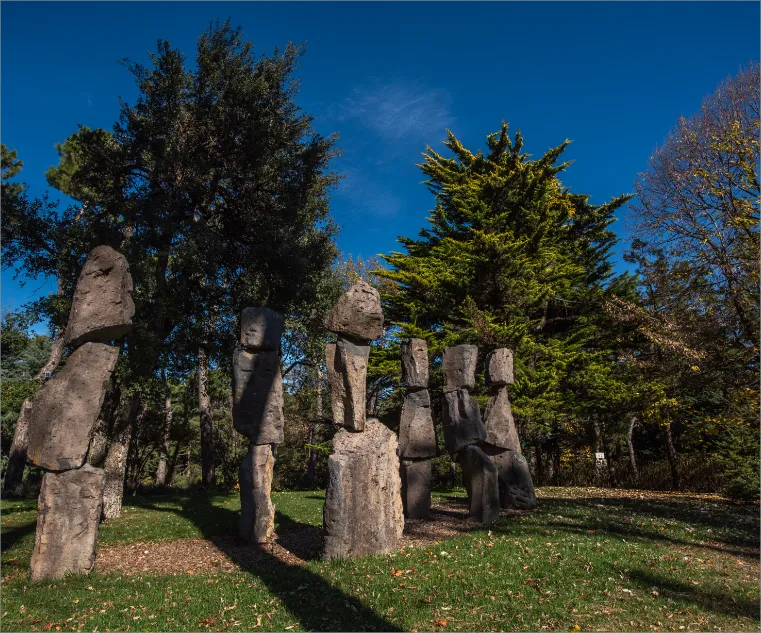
[95,498,522,576]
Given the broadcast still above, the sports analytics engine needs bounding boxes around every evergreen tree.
[377,124,632,474]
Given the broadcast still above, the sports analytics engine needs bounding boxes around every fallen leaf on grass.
[571,626,581,632]
[433,618,448,627]
[390,568,403,577]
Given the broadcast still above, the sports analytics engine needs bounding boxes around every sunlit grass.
[2,487,758,632]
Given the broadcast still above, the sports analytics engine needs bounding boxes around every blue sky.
[2,1,759,321]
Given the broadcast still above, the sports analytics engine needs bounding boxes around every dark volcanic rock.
[459,444,500,524]
[485,348,514,387]
[398,390,436,459]
[27,342,119,471]
[400,459,432,520]
[232,349,284,444]
[483,387,521,452]
[324,281,384,341]
[442,345,478,392]
[483,447,537,510]
[400,338,429,389]
[30,465,105,582]
[323,419,404,559]
[240,307,284,351]
[64,246,134,347]
[441,388,486,455]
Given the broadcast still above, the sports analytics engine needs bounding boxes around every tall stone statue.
[27,245,134,581]
[440,344,499,524]
[232,307,285,543]
[322,281,404,559]
[481,349,537,510]
[398,338,436,520]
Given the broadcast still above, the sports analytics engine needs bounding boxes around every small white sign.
[595,452,605,460]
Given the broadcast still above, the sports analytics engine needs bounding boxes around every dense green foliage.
[375,123,643,482]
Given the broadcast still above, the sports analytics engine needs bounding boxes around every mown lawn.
[1,487,758,632]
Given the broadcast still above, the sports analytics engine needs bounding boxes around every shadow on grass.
[1,521,36,552]
[628,567,759,620]
[528,496,759,554]
[135,492,399,631]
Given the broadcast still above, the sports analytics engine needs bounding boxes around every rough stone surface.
[30,465,105,582]
[459,445,500,524]
[336,337,369,431]
[232,349,284,444]
[483,387,521,452]
[28,343,119,471]
[441,388,486,455]
[325,343,345,425]
[400,459,432,520]
[400,338,429,389]
[398,390,436,459]
[239,443,276,543]
[64,246,135,347]
[324,281,384,341]
[486,348,514,387]
[323,419,404,559]
[442,345,478,392]
[482,446,538,510]
[240,307,284,351]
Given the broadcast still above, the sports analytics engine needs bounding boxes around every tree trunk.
[2,400,33,497]
[155,369,172,486]
[627,416,638,480]
[102,393,141,520]
[35,334,66,380]
[534,437,545,486]
[198,347,215,487]
[2,324,67,497]
[664,421,681,490]
[165,441,181,487]
[306,365,323,487]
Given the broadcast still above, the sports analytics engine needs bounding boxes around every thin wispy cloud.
[336,79,454,145]
[334,165,403,219]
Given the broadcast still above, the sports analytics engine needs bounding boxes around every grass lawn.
[1,486,758,632]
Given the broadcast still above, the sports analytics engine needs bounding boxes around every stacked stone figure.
[26,246,134,581]
[232,307,285,543]
[398,338,436,520]
[441,344,499,524]
[322,282,404,559]
[481,349,537,510]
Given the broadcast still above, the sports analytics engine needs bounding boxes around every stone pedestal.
[459,445,500,524]
[239,443,276,543]
[323,420,404,559]
[400,459,432,520]
[30,466,105,582]
[482,446,537,510]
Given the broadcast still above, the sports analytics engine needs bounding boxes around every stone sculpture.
[27,245,133,581]
[397,338,436,519]
[440,343,499,523]
[322,282,405,557]
[232,307,285,543]
[480,348,537,510]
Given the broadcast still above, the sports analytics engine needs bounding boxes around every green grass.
[2,487,758,632]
